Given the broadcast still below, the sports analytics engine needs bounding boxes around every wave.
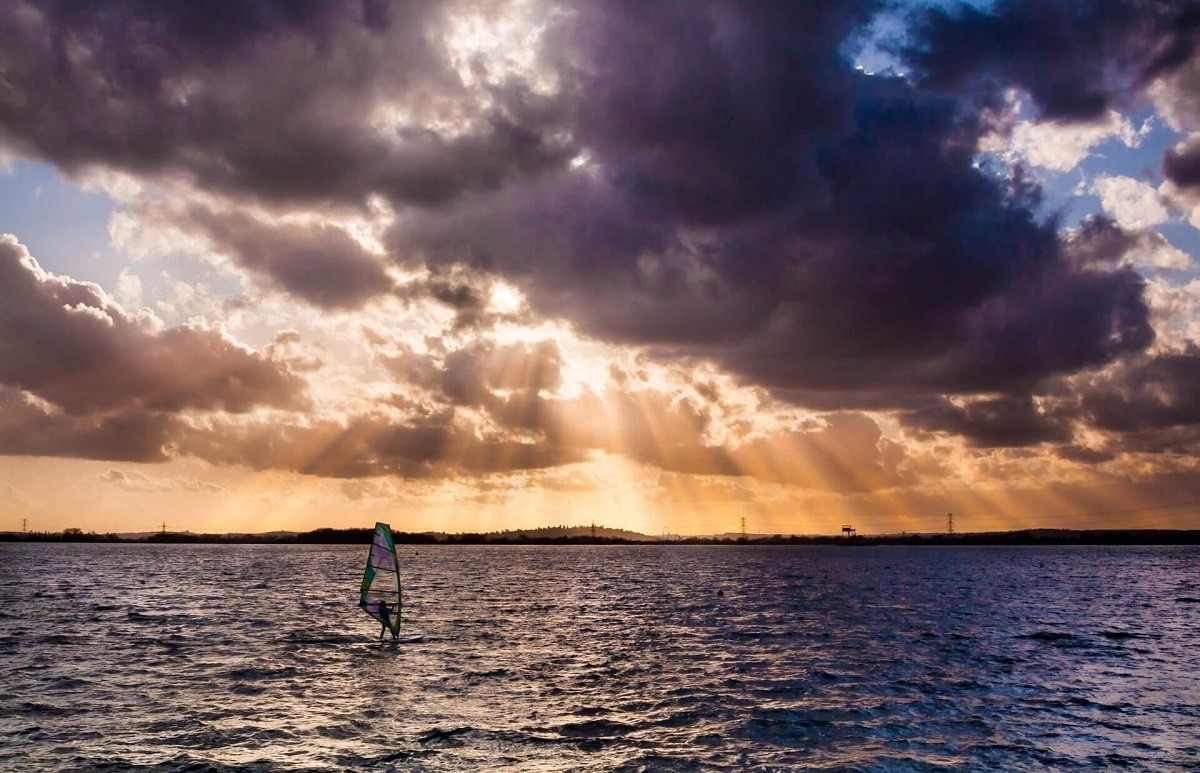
[553,718,639,739]
[277,633,361,645]
[418,725,473,746]
[1016,631,1085,646]
[224,665,297,681]
[6,542,1199,770]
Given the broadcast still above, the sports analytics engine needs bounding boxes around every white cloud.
[980,93,1150,172]
[108,207,208,263]
[1143,277,1200,350]
[1089,175,1170,229]
[1120,235,1193,271]
[152,274,233,324]
[114,268,143,309]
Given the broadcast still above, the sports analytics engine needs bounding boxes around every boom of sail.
[360,522,402,636]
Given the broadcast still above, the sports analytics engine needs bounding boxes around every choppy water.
[2,543,1198,771]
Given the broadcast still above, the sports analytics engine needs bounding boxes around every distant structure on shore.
[5,522,1200,546]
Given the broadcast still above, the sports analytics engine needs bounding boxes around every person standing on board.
[375,599,398,641]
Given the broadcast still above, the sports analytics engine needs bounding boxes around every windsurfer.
[376,599,398,640]
[362,523,402,642]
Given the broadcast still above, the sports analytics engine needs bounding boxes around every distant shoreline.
[3,527,1200,546]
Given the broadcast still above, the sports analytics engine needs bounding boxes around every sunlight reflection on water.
[2,543,1198,770]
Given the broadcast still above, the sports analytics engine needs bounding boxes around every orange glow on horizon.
[4,326,1200,537]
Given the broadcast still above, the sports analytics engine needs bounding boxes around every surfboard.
[388,634,424,645]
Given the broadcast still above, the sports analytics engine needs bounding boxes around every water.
[2,543,1198,771]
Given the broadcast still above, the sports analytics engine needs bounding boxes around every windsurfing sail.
[360,522,402,637]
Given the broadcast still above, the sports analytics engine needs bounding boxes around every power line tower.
[739,516,747,538]
[590,520,596,539]
[161,520,167,535]
[22,518,27,534]
[946,512,954,535]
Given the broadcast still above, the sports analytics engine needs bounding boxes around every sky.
[3,0,1200,536]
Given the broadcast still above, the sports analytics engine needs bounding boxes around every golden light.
[486,281,524,316]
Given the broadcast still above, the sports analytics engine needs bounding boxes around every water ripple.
[2,543,1198,770]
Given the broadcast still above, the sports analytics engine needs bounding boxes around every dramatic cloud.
[0,236,307,415]
[1062,216,1191,272]
[0,387,173,462]
[904,0,1200,121]
[0,1,1162,407]
[1162,133,1200,228]
[0,3,1181,405]
[152,203,397,309]
[393,3,1160,406]
[1079,346,1200,434]
[906,394,1074,448]
[1164,133,1200,191]
[1150,47,1200,130]
[0,0,572,208]
[0,0,1199,533]
[1061,217,1144,271]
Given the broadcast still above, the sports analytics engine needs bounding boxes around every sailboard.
[360,522,402,638]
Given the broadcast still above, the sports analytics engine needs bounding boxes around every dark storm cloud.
[0,387,172,462]
[1114,424,1200,456]
[903,0,1200,121]
[0,236,306,414]
[171,205,395,309]
[1055,445,1116,464]
[900,342,1200,452]
[1061,215,1152,269]
[0,1,1186,433]
[905,394,1074,448]
[1164,133,1200,190]
[0,0,571,207]
[1080,346,1200,433]
[398,3,1155,403]
[547,2,877,225]
[424,272,494,330]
